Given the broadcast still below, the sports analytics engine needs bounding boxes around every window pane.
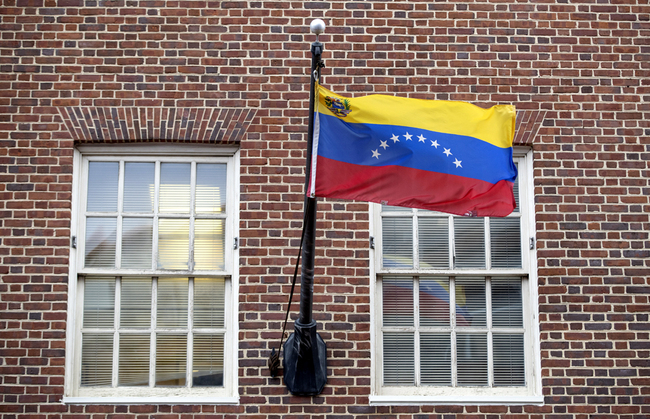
[492,278,523,328]
[493,334,526,386]
[85,217,116,268]
[419,277,450,327]
[121,218,153,269]
[457,333,488,386]
[193,334,224,387]
[420,333,451,386]
[157,278,188,328]
[119,334,150,386]
[454,218,485,268]
[156,334,187,386]
[455,277,486,327]
[418,217,449,268]
[83,277,115,328]
[81,333,113,386]
[490,217,522,268]
[194,219,225,271]
[194,278,225,329]
[383,332,414,385]
[158,219,189,270]
[87,162,118,212]
[196,163,227,214]
[123,162,154,212]
[382,217,413,269]
[382,277,413,327]
[159,163,190,213]
[120,277,152,329]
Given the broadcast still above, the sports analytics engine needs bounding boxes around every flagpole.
[282,19,327,396]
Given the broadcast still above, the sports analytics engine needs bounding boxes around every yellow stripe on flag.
[317,84,516,149]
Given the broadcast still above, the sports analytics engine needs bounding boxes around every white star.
[390,134,400,143]
[453,158,462,168]
[404,132,413,141]
[372,149,381,159]
[443,148,452,157]
[431,140,439,148]
[418,134,426,142]
[379,140,389,149]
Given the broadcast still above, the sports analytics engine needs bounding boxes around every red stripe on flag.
[313,156,515,217]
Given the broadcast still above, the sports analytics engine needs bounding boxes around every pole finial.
[310,19,325,39]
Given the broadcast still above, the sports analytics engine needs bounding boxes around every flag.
[308,84,518,217]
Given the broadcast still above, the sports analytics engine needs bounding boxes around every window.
[371,150,542,405]
[65,145,238,403]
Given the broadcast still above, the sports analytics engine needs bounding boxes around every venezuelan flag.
[308,84,517,217]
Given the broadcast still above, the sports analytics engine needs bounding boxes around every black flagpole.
[282,19,327,396]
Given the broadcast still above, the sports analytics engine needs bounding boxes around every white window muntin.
[65,145,239,403]
[370,150,542,405]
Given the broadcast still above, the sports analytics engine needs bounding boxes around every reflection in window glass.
[383,332,414,385]
[419,277,450,327]
[159,163,190,214]
[193,334,224,387]
[455,277,486,327]
[490,217,522,268]
[123,162,154,212]
[196,164,227,214]
[156,334,187,386]
[194,278,225,329]
[420,333,451,386]
[382,277,413,327]
[158,219,189,270]
[194,219,225,271]
[121,218,153,269]
[83,277,115,328]
[454,218,485,268]
[419,217,449,268]
[119,334,150,386]
[120,277,152,328]
[85,217,117,268]
[493,334,525,386]
[87,162,118,212]
[492,278,523,327]
[81,333,113,387]
[457,333,488,386]
[382,218,413,269]
[157,277,188,328]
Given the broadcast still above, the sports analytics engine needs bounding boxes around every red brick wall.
[1,1,649,418]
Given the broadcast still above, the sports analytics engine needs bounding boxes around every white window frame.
[64,144,239,405]
[369,148,543,406]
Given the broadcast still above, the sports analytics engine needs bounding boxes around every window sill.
[369,395,544,406]
[62,396,239,405]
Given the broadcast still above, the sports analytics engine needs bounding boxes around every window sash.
[78,156,231,276]
[379,276,526,388]
[78,276,228,392]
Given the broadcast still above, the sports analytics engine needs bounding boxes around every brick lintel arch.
[58,107,257,144]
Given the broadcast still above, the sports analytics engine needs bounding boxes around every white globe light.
[310,19,326,35]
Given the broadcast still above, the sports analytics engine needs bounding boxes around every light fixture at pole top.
[310,19,325,39]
